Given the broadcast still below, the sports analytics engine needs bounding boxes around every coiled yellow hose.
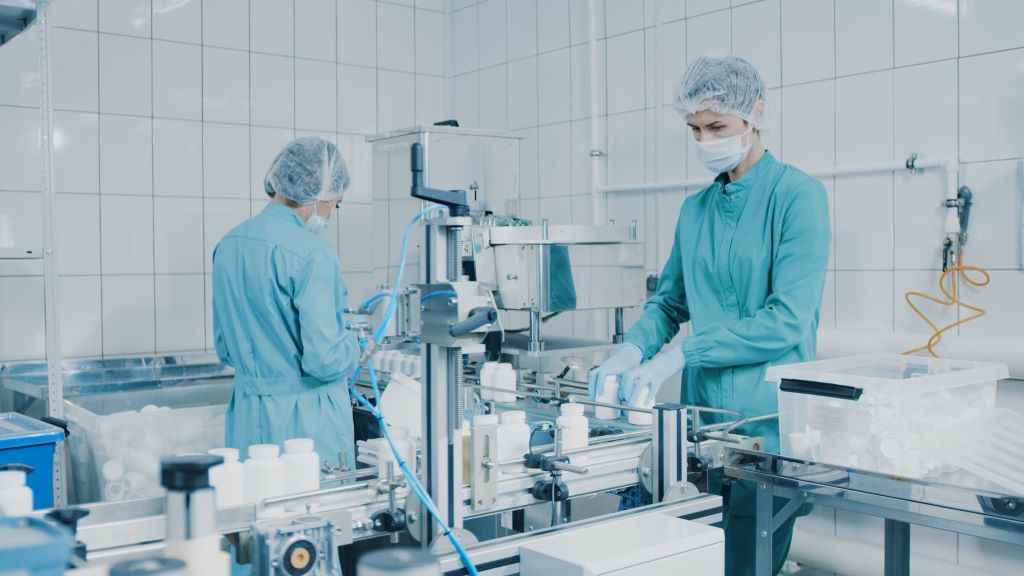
[903,248,990,357]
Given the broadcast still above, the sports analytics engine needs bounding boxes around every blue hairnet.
[673,56,766,127]
[264,137,350,204]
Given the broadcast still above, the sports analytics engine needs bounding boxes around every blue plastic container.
[0,412,65,509]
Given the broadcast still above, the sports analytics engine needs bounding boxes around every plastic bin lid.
[0,412,66,450]
[766,354,1009,394]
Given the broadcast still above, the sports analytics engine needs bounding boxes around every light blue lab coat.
[212,201,359,470]
[624,151,830,575]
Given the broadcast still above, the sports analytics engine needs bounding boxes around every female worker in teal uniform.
[212,136,360,472]
[589,56,831,575]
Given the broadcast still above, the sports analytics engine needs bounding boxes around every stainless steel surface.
[724,448,1024,546]
[437,494,724,574]
[0,0,35,45]
[471,418,499,512]
[261,482,371,507]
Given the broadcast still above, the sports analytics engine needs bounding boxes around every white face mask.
[304,203,335,235]
[695,125,753,175]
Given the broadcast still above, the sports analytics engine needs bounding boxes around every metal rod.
[261,482,371,507]
[320,469,379,484]
[497,433,650,466]
[567,396,652,414]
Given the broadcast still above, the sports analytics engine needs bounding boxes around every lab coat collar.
[715,150,777,196]
[262,200,305,228]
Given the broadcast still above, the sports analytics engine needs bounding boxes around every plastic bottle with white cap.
[594,375,622,420]
[497,411,530,473]
[555,403,589,465]
[281,438,320,494]
[244,444,285,503]
[493,363,518,403]
[0,469,33,515]
[207,448,245,507]
[627,387,656,426]
[479,362,499,400]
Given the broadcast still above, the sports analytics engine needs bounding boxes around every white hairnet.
[673,56,766,128]
[264,137,350,204]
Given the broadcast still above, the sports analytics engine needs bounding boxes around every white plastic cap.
[209,447,240,462]
[499,411,526,424]
[0,470,26,489]
[248,444,280,459]
[284,438,314,453]
[497,363,515,373]
[473,414,500,427]
[560,403,585,416]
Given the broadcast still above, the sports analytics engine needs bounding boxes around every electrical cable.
[345,205,479,575]
[903,247,990,357]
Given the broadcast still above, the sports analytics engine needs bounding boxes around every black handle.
[40,416,71,438]
[0,462,33,474]
[779,378,863,401]
[410,143,470,216]
[449,307,498,338]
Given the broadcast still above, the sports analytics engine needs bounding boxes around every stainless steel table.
[723,448,1024,576]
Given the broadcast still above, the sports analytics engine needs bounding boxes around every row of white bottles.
[207,438,320,507]
[479,362,517,403]
[556,403,590,465]
[594,375,655,426]
[496,411,530,473]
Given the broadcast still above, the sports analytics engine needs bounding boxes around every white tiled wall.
[449,0,1024,572]
[0,0,445,361]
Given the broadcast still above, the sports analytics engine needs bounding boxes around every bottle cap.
[284,438,314,453]
[208,447,239,463]
[560,403,584,416]
[248,444,280,459]
[0,470,26,489]
[499,410,526,424]
[473,414,499,427]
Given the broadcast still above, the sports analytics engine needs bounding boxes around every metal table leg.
[756,480,774,576]
[884,518,911,576]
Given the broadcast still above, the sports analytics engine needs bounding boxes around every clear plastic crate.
[767,354,1008,479]
[64,379,231,503]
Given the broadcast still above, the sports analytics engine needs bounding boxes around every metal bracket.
[471,421,499,511]
[905,152,919,174]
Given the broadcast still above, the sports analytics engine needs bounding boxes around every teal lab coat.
[212,201,359,471]
[624,151,830,575]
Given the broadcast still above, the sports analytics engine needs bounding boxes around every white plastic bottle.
[556,403,589,465]
[244,444,285,503]
[207,448,245,507]
[627,387,656,426]
[281,438,321,494]
[378,426,414,479]
[594,375,622,420]
[497,411,531,473]
[479,361,499,400]
[0,469,33,515]
[493,363,518,403]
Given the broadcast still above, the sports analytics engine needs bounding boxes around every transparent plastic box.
[767,354,1008,479]
[64,380,231,503]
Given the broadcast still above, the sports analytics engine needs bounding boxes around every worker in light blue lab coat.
[212,136,359,472]
[589,56,831,576]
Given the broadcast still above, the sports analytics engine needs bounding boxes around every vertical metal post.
[884,519,911,576]
[651,403,687,502]
[613,307,625,343]
[37,2,66,508]
[755,480,774,576]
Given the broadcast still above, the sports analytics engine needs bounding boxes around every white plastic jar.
[479,361,499,401]
[556,403,589,465]
[244,444,285,503]
[208,448,245,507]
[493,363,517,403]
[378,426,414,479]
[627,387,656,426]
[594,375,622,420]
[497,411,531,473]
[0,470,33,515]
[282,438,320,494]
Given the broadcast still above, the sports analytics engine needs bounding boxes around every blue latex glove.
[620,345,685,405]
[588,344,643,400]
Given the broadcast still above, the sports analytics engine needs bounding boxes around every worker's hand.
[620,346,685,405]
[588,344,643,400]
